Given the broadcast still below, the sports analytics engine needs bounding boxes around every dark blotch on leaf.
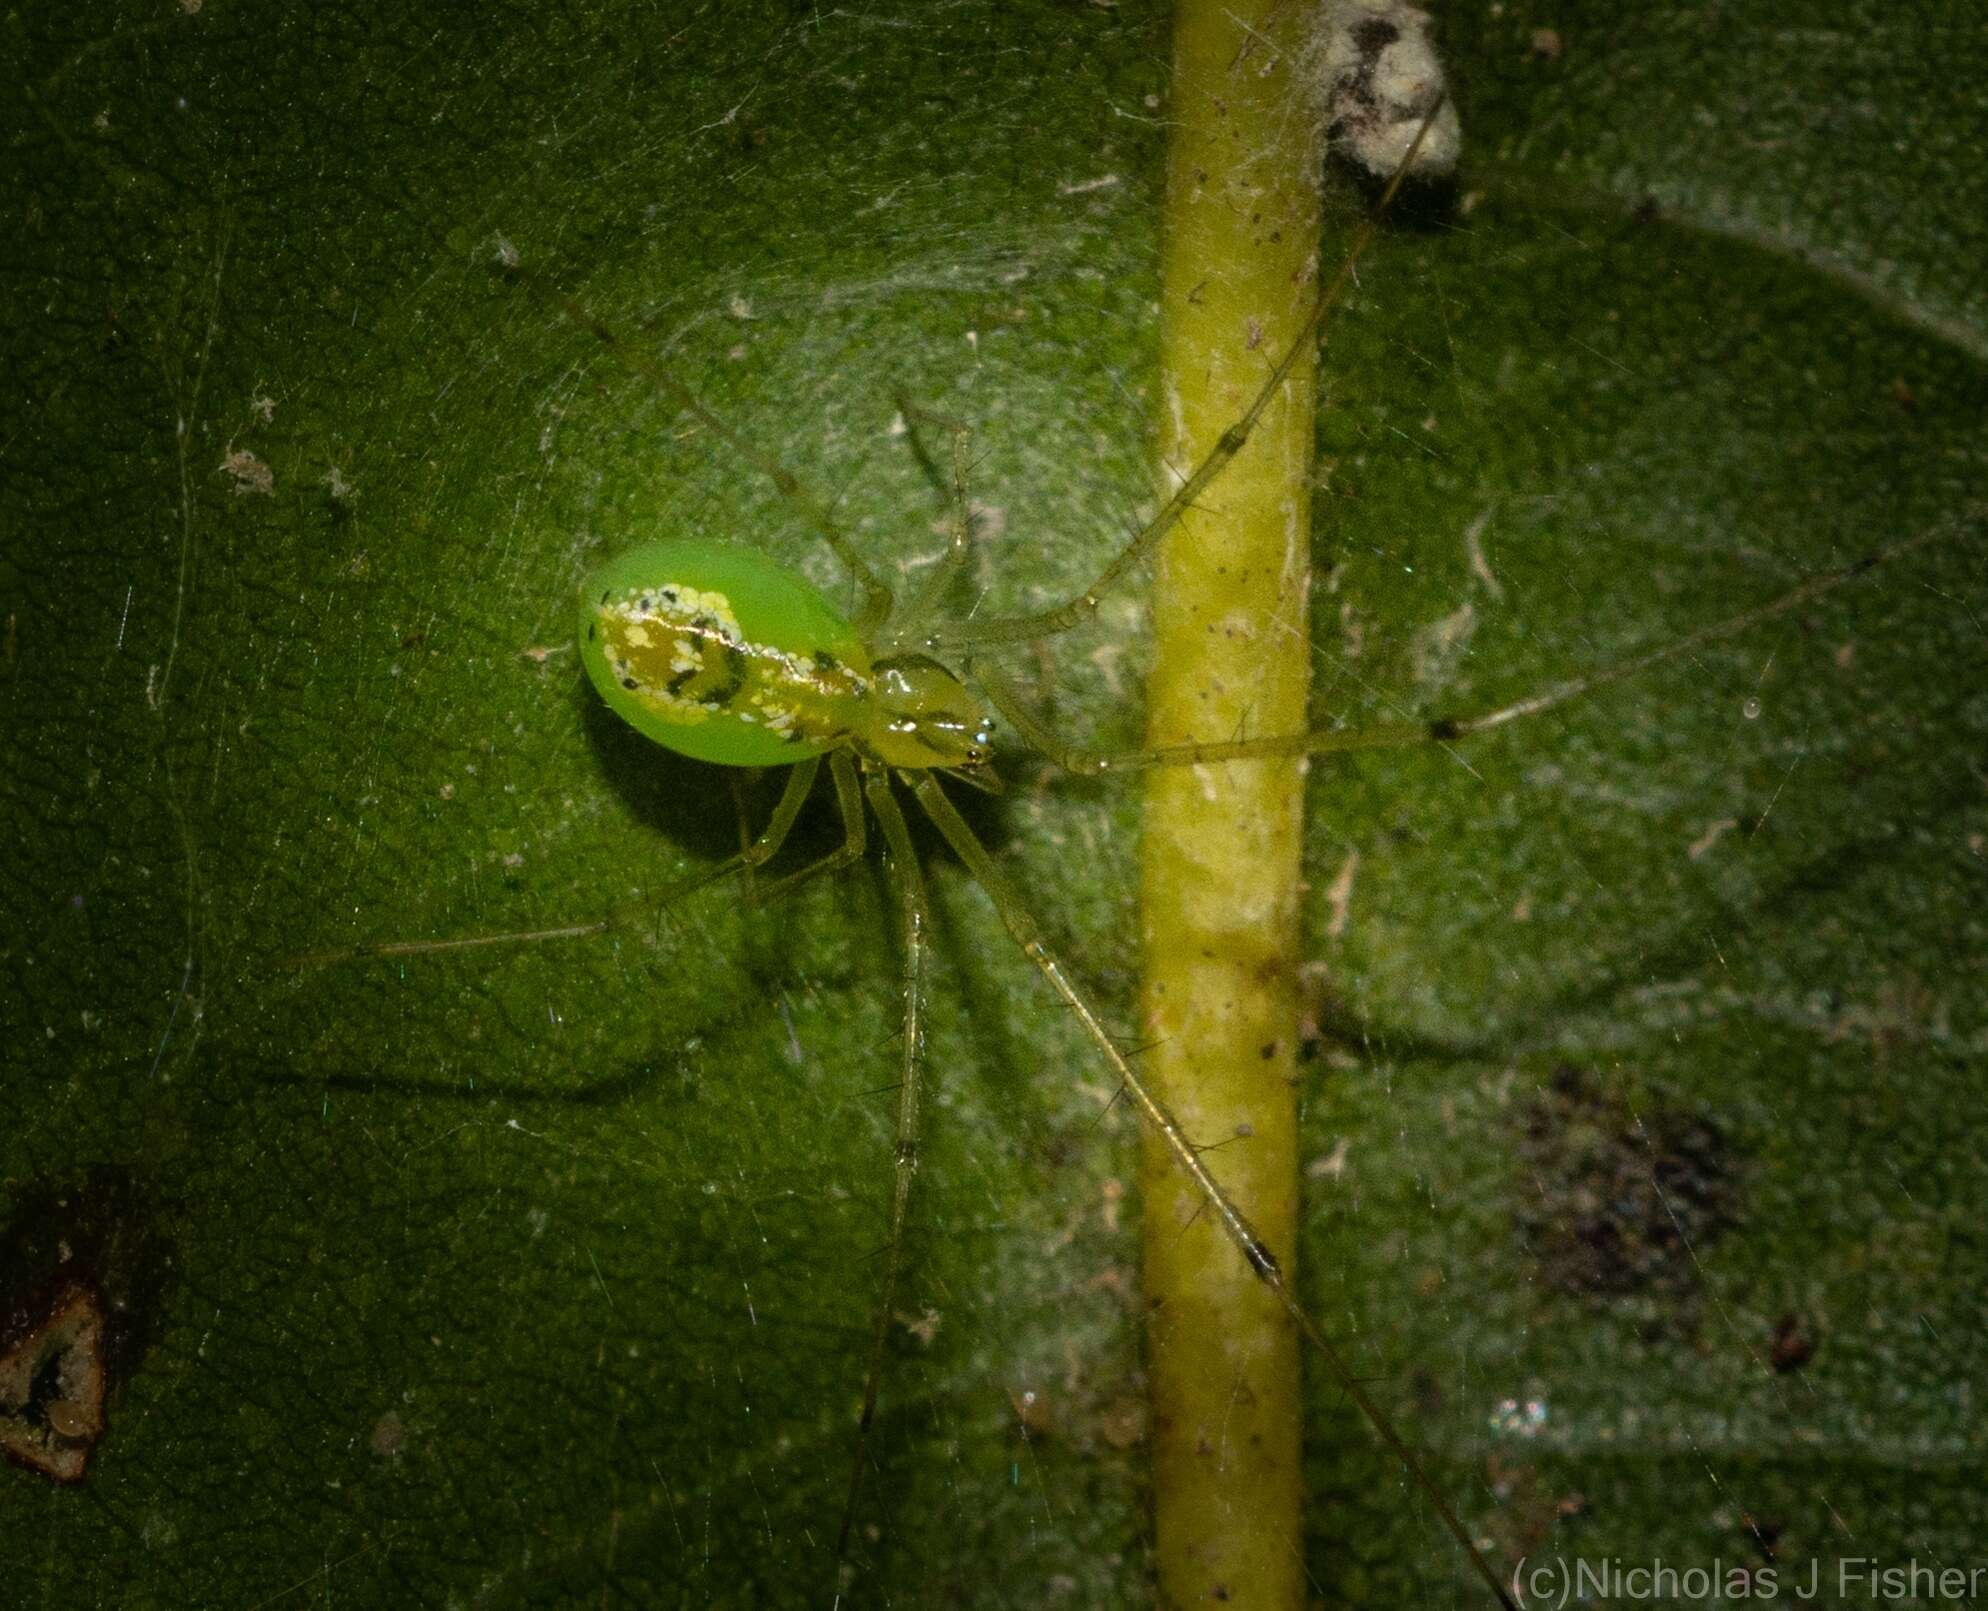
[0,1168,176,1483]
[1515,1065,1741,1326]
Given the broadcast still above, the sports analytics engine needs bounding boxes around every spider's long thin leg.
[729,771,762,905]
[282,755,827,968]
[975,521,1969,778]
[282,918,615,967]
[919,110,1444,654]
[883,410,979,645]
[500,256,896,634]
[756,747,867,904]
[905,769,1520,1611]
[833,764,931,1568]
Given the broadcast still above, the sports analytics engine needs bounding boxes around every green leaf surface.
[5,3,1983,1605]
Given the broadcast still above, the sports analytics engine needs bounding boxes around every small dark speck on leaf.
[1770,1313,1817,1373]
[1741,1512,1784,1562]
[371,1410,407,1457]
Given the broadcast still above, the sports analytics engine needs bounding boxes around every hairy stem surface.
[1140,4,1324,1605]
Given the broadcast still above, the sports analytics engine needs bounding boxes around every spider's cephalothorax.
[862,653,996,772]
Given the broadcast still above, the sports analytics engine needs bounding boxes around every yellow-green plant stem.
[1139,4,1323,1607]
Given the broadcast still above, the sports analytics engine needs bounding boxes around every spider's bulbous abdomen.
[579,538,874,767]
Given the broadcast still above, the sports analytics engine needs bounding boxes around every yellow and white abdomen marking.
[578,539,874,768]
[593,581,867,738]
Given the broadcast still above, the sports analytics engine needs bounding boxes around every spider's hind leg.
[753,748,868,905]
[831,762,932,1566]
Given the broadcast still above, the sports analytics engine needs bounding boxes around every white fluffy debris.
[1309,0,1461,179]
